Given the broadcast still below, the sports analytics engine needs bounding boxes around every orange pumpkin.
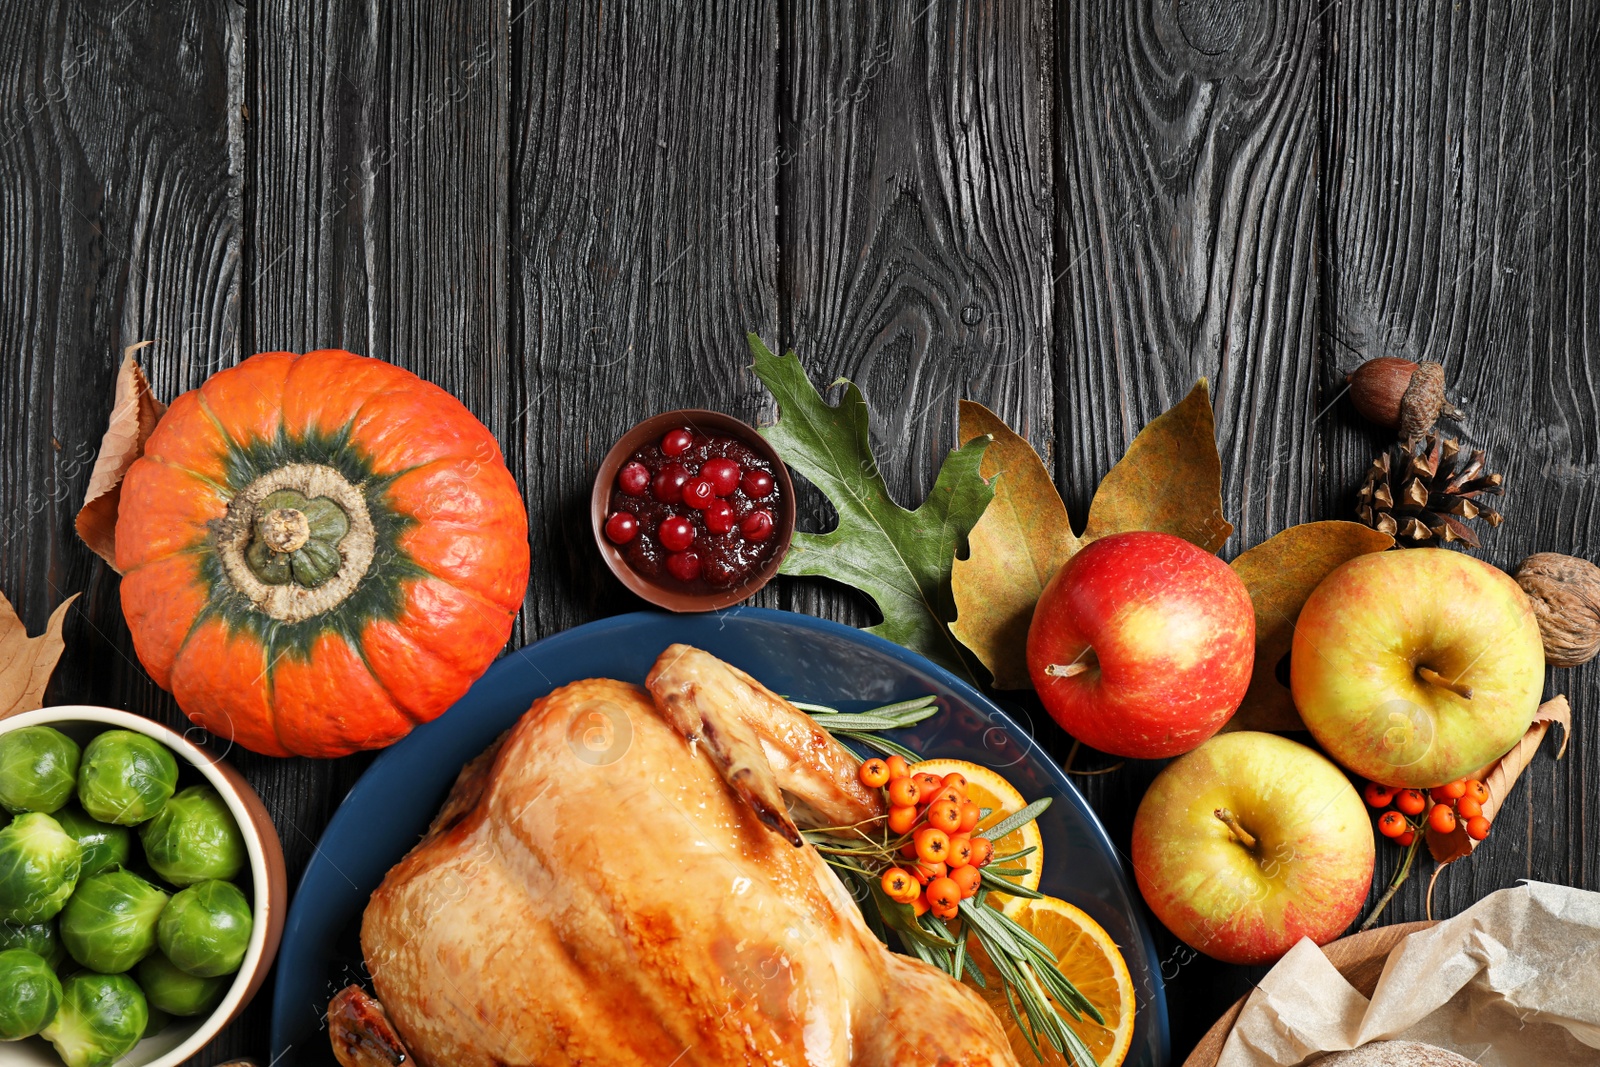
[115,350,529,758]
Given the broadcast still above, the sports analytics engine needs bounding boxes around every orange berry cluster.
[1363,777,1492,844]
[860,757,995,920]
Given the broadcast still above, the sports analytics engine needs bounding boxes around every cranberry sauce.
[604,427,781,591]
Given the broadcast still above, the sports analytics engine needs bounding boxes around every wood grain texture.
[1320,0,1599,976]
[1053,1,1325,1049]
[511,0,780,637]
[1055,0,1321,551]
[239,2,509,1062]
[777,0,1056,632]
[0,0,240,707]
[0,1,245,1061]
[0,2,1595,1063]
[243,0,510,850]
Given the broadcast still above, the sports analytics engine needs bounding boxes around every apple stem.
[1417,666,1473,701]
[1044,662,1090,679]
[1213,808,1258,851]
[1044,649,1096,679]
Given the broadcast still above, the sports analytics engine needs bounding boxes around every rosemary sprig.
[832,730,922,762]
[794,693,1105,1067]
[798,695,934,762]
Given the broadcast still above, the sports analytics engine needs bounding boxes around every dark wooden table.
[2,2,1594,1063]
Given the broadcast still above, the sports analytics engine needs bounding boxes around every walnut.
[1515,553,1600,668]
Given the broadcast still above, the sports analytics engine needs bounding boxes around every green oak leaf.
[749,335,993,679]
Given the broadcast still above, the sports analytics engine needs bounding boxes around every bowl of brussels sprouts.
[0,707,285,1067]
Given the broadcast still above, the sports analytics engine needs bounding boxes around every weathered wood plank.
[238,2,509,1061]
[1321,0,1599,957]
[243,0,510,856]
[0,0,241,702]
[511,0,780,637]
[778,0,1056,633]
[1055,1,1322,550]
[0,1,246,1061]
[1054,0,1323,1048]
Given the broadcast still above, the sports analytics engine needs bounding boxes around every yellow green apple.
[1131,731,1373,965]
[1290,548,1544,788]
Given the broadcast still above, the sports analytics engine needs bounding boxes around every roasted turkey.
[329,644,1020,1067]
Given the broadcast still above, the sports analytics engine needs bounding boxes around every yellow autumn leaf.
[949,381,1232,687]
[0,590,76,720]
[1223,521,1395,732]
[950,402,1081,688]
[76,343,167,571]
[1080,380,1232,551]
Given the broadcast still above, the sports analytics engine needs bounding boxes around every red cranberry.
[604,511,639,544]
[681,477,717,510]
[701,458,741,496]
[617,461,651,497]
[703,499,736,534]
[661,428,694,457]
[659,515,696,552]
[741,469,774,499]
[741,510,775,542]
[666,550,702,582]
[652,463,690,504]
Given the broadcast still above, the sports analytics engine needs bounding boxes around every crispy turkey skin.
[333,646,1020,1067]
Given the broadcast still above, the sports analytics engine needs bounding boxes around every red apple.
[1026,531,1254,758]
[1291,548,1545,788]
[1132,731,1375,965]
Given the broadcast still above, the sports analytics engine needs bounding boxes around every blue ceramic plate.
[270,608,1170,1066]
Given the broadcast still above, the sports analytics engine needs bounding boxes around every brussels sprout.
[51,806,134,879]
[0,948,61,1039]
[40,971,147,1067]
[136,950,226,1016]
[0,919,65,969]
[0,813,81,923]
[60,869,168,974]
[77,730,178,826]
[0,727,81,815]
[157,878,252,977]
[138,785,244,887]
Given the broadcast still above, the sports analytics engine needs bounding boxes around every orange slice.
[968,895,1136,1067]
[910,759,1042,907]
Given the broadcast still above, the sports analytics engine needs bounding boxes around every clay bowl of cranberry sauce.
[591,409,796,612]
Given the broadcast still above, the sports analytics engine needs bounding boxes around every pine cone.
[1355,432,1504,547]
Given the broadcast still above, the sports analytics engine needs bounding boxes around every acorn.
[1515,553,1600,668]
[1346,358,1464,442]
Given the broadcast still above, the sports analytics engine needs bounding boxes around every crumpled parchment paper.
[1216,881,1600,1066]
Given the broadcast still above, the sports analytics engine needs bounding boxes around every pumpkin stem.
[261,508,311,554]
[218,462,377,623]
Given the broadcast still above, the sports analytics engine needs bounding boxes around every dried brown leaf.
[1224,522,1396,731]
[75,343,167,571]
[1427,694,1571,863]
[1080,379,1234,552]
[949,382,1233,687]
[950,402,1081,688]
[0,590,77,720]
